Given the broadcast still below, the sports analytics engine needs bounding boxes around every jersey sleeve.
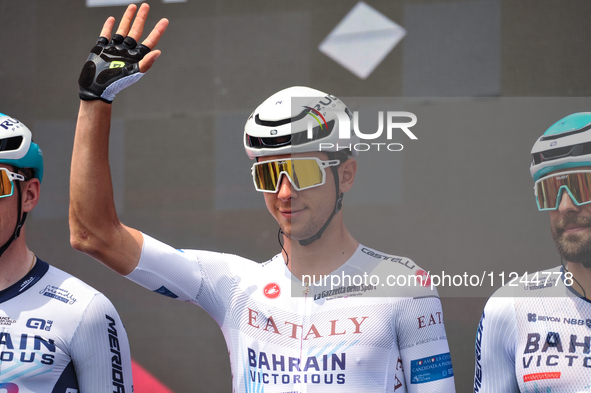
[70,293,133,393]
[474,294,518,393]
[126,233,237,324]
[395,296,456,392]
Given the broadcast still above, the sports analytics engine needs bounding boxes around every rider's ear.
[338,159,357,194]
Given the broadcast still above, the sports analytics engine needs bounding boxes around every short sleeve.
[70,293,133,392]
[474,295,518,392]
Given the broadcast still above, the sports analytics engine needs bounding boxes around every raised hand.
[78,3,169,103]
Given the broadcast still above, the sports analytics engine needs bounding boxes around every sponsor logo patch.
[0,316,16,326]
[524,372,561,382]
[26,318,53,331]
[39,285,77,305]
[153,285,179,299]
[263,283,281,299]
[410,352,453,384]
[415,270,431,287]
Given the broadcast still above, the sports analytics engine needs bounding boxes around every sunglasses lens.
[536,172,591,210]
[253,161,283,191]
[253,159,325,192]
[0,170,13,198]
[290,159,324,189]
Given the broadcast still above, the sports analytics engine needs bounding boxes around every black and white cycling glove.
[78,34,150,103]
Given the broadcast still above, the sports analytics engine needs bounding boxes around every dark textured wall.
[1,1,590,391]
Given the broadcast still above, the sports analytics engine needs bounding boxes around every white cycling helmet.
[530,112,591,182]
[0,113,43,182]
[244,86,359,159]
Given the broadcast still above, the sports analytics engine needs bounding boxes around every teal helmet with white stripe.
[0,113,43,182]
[530,113,591,182]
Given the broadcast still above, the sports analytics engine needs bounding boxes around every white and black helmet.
[244,86,359,159]
[245,87,358,246]
[531,112,591,182]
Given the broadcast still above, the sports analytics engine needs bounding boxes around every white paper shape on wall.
[319,2,406,79]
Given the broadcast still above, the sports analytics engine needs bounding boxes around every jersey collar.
[0,258,49,303]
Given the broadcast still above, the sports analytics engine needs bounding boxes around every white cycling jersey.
[474,266,591,392]
[127,234,455,392]
[0,259,133,393]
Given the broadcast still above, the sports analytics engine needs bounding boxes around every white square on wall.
[319,2,406,80]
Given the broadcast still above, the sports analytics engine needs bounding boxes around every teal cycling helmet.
[0,113,43,258]
[530,112,591,182]
[0,113,43,182]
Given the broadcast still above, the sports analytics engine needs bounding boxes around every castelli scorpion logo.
[263,283,281,299]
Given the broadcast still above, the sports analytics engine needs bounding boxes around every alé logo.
[302,95,417,152]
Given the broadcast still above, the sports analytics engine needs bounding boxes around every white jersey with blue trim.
[0,259,133,393]
[127,234,455,392]
[474,266,591,392]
